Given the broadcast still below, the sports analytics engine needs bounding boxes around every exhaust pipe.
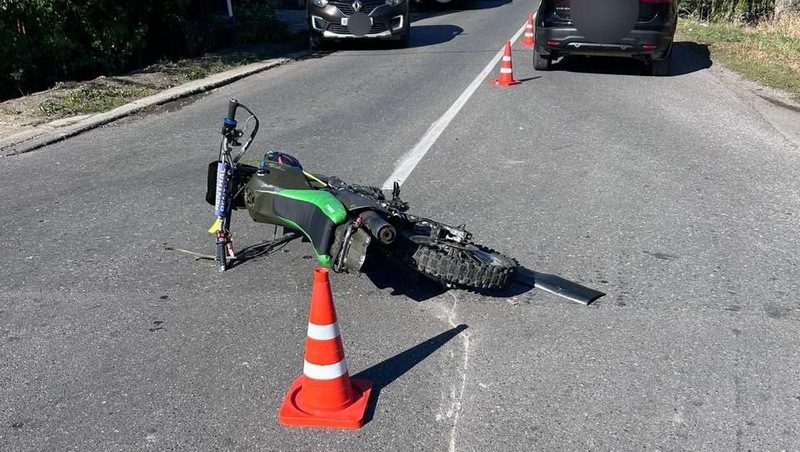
[359,211,396,245]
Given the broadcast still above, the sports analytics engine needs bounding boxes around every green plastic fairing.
[277,189,347,225]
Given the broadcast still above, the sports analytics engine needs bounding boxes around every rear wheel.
[650,46,672,76]
[404,234,517,290]
[534,50,552,71]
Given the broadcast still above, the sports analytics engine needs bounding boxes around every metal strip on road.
[382,23,528,190]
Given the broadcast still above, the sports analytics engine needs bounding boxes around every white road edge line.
[382,23,528,190]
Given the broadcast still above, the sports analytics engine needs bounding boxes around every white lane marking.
[306,322,341,340]
[382,23,528,190]
[303,359,348,380]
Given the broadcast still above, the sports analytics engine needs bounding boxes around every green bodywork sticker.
[277,189,347,224]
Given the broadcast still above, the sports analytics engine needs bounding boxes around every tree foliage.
[0,0,284,100]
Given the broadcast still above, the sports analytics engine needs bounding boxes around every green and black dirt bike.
[206,99,518,290]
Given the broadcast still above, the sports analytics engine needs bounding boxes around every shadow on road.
[227,233,300,270]
[308,24,465,52]
[408,24,464,48]
[552,41,712,77]
[365,255,451,301]
[669,41,713,75]
[215,237,602,305]
[353,324,468,425]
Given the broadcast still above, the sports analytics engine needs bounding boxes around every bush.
[680,0,777,23]
[235,0,288,44]
[0,0,285,101]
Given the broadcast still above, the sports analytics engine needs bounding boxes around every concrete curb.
[0,52,308,157]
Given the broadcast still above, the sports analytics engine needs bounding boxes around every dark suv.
[308,0,410,49]
[534,0,677,75]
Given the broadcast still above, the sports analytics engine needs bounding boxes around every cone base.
[520,41,535,48]
[492,78,521,87]
[278,376,373,429]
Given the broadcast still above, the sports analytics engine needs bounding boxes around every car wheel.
[392,22,411,49]
[309,30,326,51]
[650,46,672,76]
[533,50,552,71]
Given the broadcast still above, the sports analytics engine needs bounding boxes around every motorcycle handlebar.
[227,98,239,121]
[220,99,259,163]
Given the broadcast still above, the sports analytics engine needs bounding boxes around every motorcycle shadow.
[230,237,603,305]
[227,233,301,270]
[367,256,604,305]
[364,254,538,302]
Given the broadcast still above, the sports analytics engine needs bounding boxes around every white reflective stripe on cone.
[502,56,512,62]
[500,68,512,73]
[307,322,340,341]
[304,359,348,380]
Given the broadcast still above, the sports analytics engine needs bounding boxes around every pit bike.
[205,99,519,290]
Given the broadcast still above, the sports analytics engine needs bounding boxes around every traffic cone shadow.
[352,324,468,425]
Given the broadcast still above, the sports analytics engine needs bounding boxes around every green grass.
[38,86,155,117]
[163,58,237,81]
[679,18,800,100]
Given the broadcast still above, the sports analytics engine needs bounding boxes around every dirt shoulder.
[678,13,800,102]
[0,40,305,142]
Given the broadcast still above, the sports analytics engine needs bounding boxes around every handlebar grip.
[227,98,239,121]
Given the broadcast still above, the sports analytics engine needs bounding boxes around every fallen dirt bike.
[205,98,516,290]
[205,99,604,301]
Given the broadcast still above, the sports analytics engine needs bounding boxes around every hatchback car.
[534,0,677,75]
[308,0,410,49]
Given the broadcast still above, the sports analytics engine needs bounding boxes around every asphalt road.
[2,1,800,450]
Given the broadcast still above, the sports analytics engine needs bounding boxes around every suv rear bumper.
[535,27,673,59]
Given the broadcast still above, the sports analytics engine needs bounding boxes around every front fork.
[212,160,236,271]
[215,229,236,272]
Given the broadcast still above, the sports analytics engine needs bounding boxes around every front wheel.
[389,20,411,48]
[405,235,517,290]
[215,237,228,272]
[309,30,326,51]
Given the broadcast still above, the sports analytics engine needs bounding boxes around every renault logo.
[352,0,362,11]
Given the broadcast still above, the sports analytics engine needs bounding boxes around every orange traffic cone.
[520,13,536,47]
[278,268,373,429]
[493,40,520,87]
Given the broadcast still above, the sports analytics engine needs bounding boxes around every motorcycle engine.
[330,222,371,273]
